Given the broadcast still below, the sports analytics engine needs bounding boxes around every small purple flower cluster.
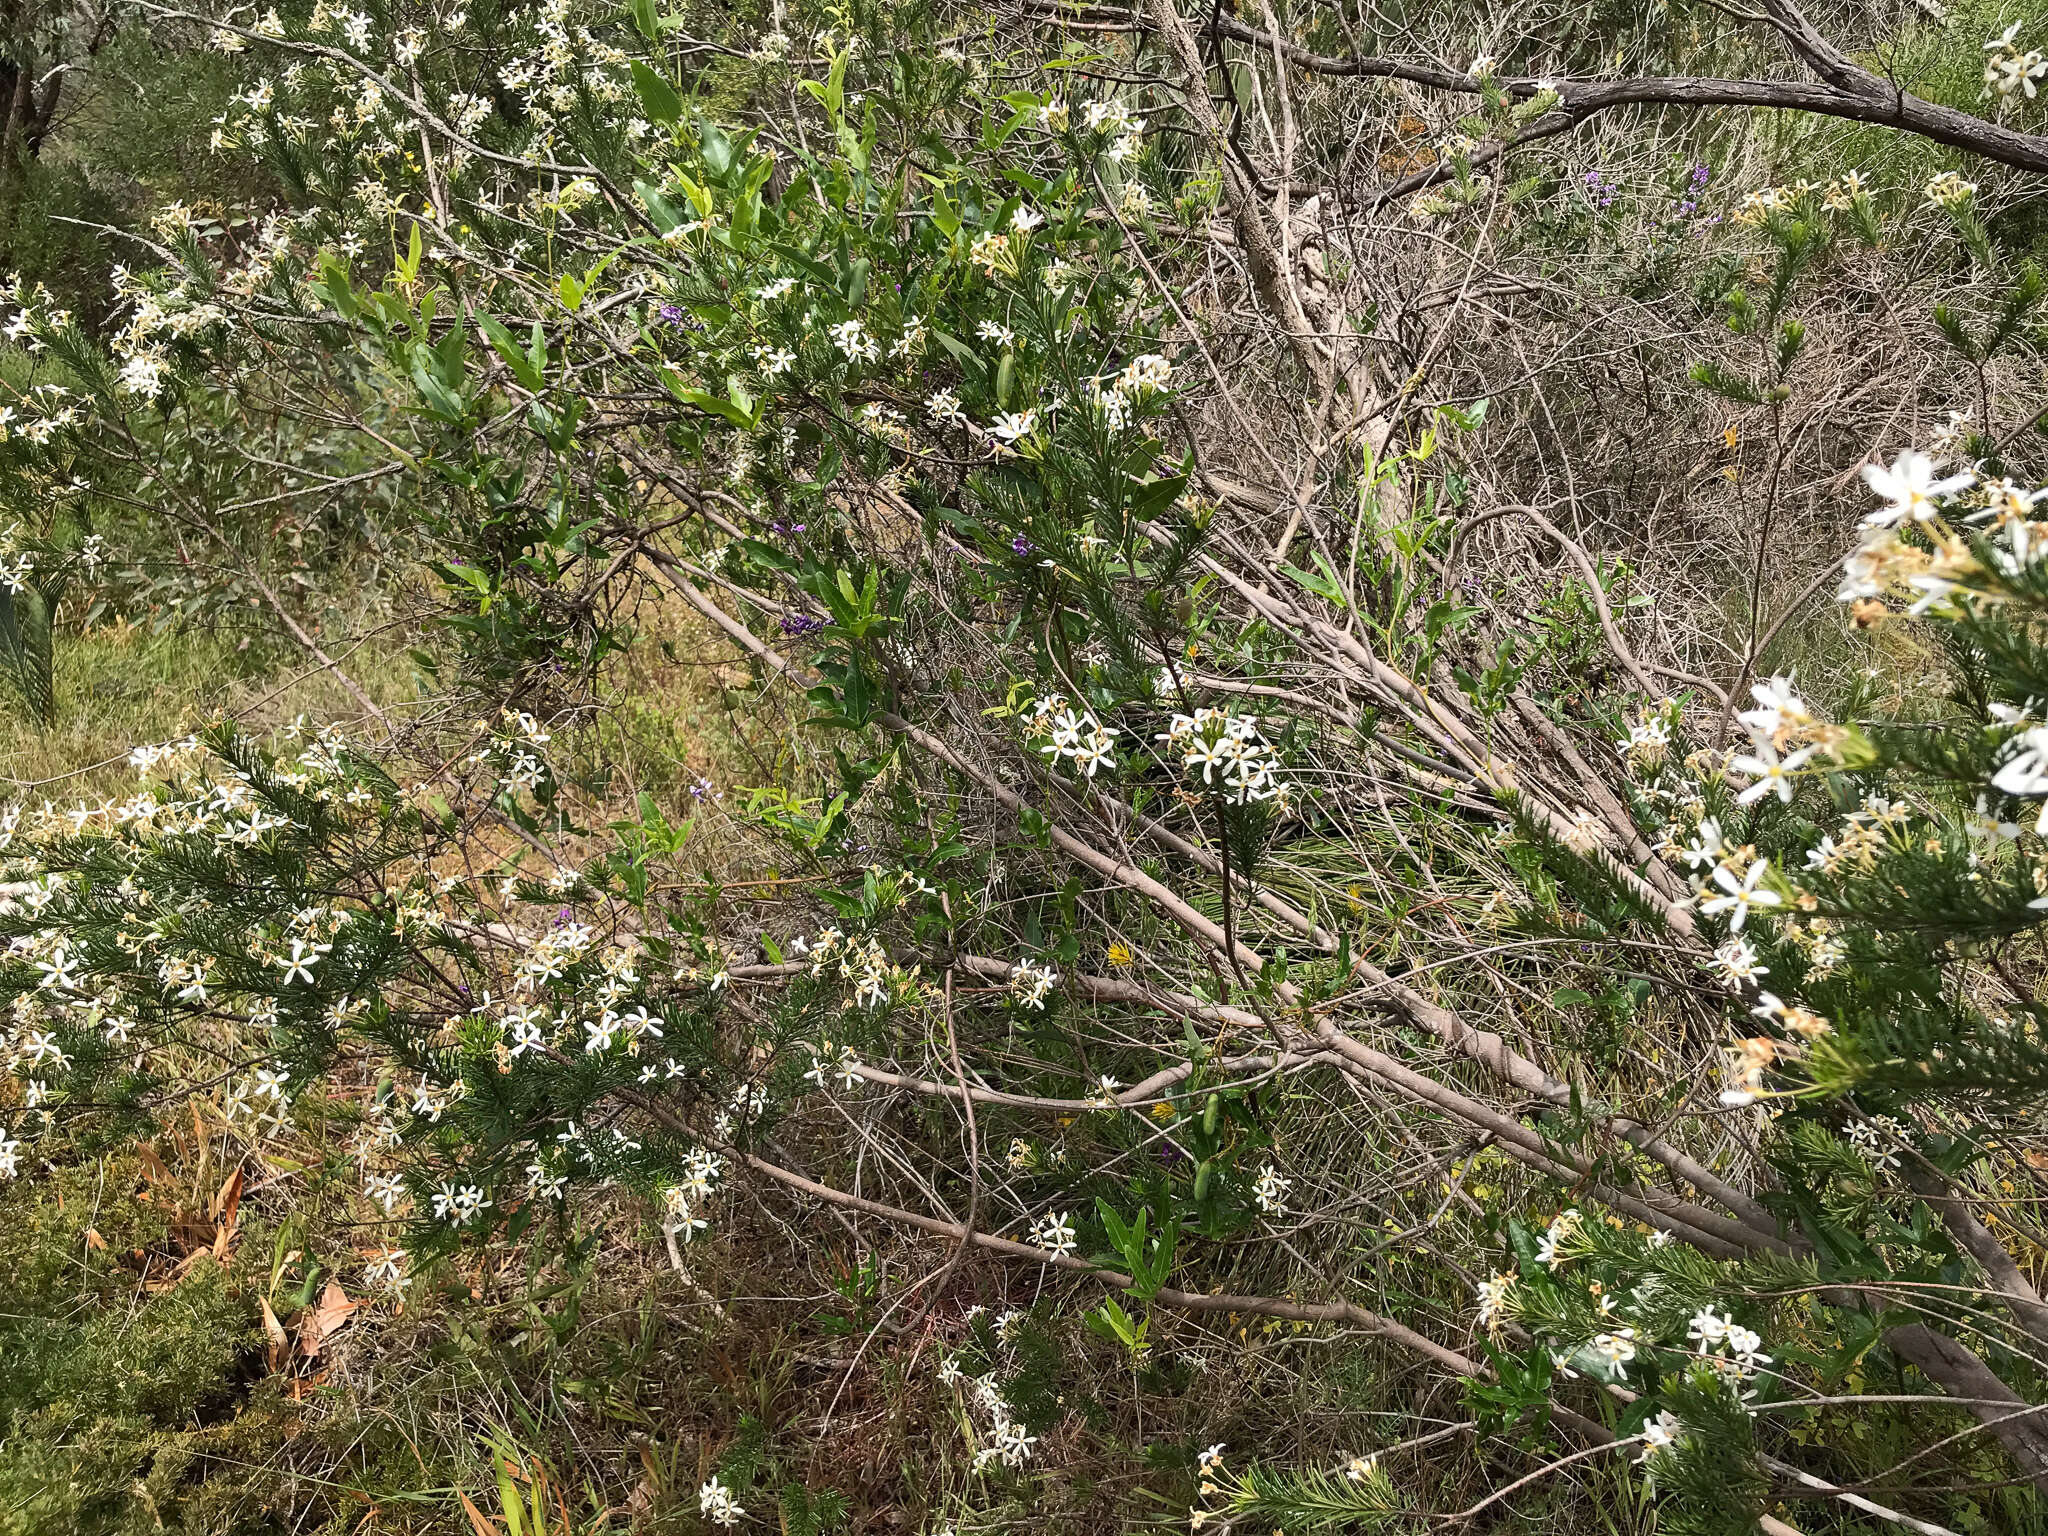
[1583,170,1620,209]
[658,302,687,325]
[769,519,809,537]
[1010,534,1035,556]
[781,611,826,637]
[1673,162,1710,218]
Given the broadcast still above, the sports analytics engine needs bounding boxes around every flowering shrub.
[4,0,2048,1529]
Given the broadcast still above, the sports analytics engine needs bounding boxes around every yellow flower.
[1106,941,1133,968]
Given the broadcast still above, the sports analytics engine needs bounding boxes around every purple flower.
[781,611,826,637]
[1011,534,1034,556]
[658,302,686,325]
[769,519,809,537]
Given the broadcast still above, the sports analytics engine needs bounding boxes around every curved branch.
[1180,10,2048,175]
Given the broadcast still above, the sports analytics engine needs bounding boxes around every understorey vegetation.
[3,0,2048,1530]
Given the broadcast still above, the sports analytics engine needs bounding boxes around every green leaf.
[659,371,758,428]
[1279,557,1347,607]
[634,178,683,234]
[631,59,682,124]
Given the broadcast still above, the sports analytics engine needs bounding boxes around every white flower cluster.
[1156,708,1287,805]
[1474,1271,1518,1332]
[939,1347,1040,1473]
[1637,1409,1686,1462]
[827,317,879,365]
[364,1245,409,1294]
[488,0,634,140]
[968,229,1015,277]
[1027,1209,1078,1257]
[1925,169,1977,207]
[469,708,553,794]
[1679,818,1781,934]
[1727,673,1840,807]
[1983,23,2047,100]
[0,283,89,447]
[698,1476,744,1527]
[1252,1163,1291,1213]
[106,262,231,401]
[1844,1114,1908,1171]
[1685,1306,1772,1383]
[1085,351,1172,431]
[1080,98,1146,162]
[1534,1207,1588,1268]
[1613,705,1674,772]
[1844,448,2048,635]
[661,1146,728,1242]
[431,1180,493,1226]
[805,926,901,1009]
[514,917,597,993]
[221,1064,292,1136]
[709,1079,769,1141]
[1734,171,1867,222]
[988,407,1038,450]
[802,1039,863,1091]
[1008,958,1059,1010]
[1025,692,1119,778]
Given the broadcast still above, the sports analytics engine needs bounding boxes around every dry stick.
[1198,581,2048,1482]
[1310,1025,1778,1258]
[1506,692,1693,909]
[238,566,389,728]
[1196,495,2048,1347]
[855,962,1759,1254]
[1190,528,2048,1340]
[1445,501,1729,706]
[1883,1323,2048,1489]
[923,967,982,1308]
[740,1146,1852,1536]
[1141,0,1329,391]
[1177,532,1703,937]
[657,562,1781,1238]
[96,416,391,728]
[658,555,2048,1459]
[1179,7,2048,173]
[1058,777,1760,1235]
[1433,1435,1647,1523]
[661,1223,734,1325]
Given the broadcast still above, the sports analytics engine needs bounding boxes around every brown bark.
[1177,8,2048,176]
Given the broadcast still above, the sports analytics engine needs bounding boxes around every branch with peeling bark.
[1041,2,2048,177]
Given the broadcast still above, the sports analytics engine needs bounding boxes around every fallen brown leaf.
[211,1166,244,1229]
[459,1491,502,1536]
[298,1278,359,1358]
[259,1296,289,1373]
